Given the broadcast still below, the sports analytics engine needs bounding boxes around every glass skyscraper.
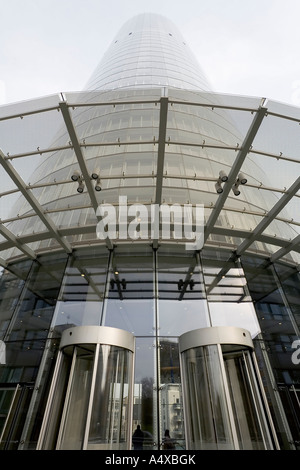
[0,13,299,450]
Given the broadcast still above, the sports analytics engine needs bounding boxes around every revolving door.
[179,327,279,450]
[37,326,135,450]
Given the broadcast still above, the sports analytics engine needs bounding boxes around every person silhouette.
[132,424,144,450]
[162,429,175,449]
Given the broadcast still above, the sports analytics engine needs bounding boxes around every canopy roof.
[0,88,299,272]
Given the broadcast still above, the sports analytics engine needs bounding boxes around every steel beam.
[153,96,169,249]
[59,99,113,250]
[0,149,72,254]
[204,102,268,244]
[236,175,300,255]
[270,232,300,264]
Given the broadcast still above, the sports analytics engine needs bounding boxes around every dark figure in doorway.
[132,424,144,450]
[162,429,175,449]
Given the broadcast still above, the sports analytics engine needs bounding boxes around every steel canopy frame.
[0,148,72,255]
[0,93,299,273]
[204,101,268,244]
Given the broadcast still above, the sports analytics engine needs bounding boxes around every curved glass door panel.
[87,345,133,450]
[58,345,94,450]
[223,349,274,450]
[182,345,234,450]
[179,327,278,450]
[37,327,135,450]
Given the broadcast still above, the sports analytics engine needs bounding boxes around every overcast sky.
[1,0,300,107]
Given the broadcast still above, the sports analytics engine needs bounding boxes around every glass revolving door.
[179,327,279,450]
[37,326,135,450]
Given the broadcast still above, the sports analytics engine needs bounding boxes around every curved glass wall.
[85,13,211,92]
[0,13,299,451]
[0,244,298,450]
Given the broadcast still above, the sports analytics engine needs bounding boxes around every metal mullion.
[240,350,269,449]
[271,264,300,337]
[216,343,240,450]
[36,351,63,449]
[55,346,77,449]
[153,247,161,449]
[246,350,280,449]
[83,343,99,450]
[0,384,20,445]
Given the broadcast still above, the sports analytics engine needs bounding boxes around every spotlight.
[95,177,102,192]
[121,278,127,290]
[91,168,100,180]
[71,170,81,182]
[77,181,85,193]
[219,170,228,182]
[189,280,195,290]
[178,279,183,291]
[238,172,247,185]
[232,184,240,196]
[215,181,223,194]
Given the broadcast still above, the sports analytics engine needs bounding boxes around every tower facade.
[0,14,299,450]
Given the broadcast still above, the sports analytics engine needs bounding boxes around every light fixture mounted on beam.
[215,170,228,194]
[71,168,102,193]
[231,172,248,196]
[77,181,85,193]
[91,168,102,192]
[71,170,81,182]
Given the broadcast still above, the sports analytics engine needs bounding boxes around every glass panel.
[5,254,67,343]
[53,247,108,331]
[0,387,17,439]
[104,247,154,336]
[88,345,133,450]
[182,345,234,450]
[159,338,184,449]
[157,247,210,336]
[223,350,270,450]
[0,385,32,450]
[38,349,72,450]
[132,337,155,449]
[58,345,94,450]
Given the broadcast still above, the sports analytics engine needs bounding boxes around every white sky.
[1,0,300,106]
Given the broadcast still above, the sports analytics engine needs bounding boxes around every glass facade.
[0,13,299,450]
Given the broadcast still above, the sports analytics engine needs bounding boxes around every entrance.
[37,326,135,450]
[179,326,279,450]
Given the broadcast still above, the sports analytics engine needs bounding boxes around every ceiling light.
[71,170,81,182]
[219,170,228,182]
[215,181,223,194]
[238,172,247,185]
[232,184,240,196]
[95,177,101,191]
[77,181,85,193]
[91,168,100,180]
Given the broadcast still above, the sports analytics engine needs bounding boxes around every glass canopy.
[0,89,299,271]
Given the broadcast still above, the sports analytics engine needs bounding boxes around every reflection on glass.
[132,338,155,448]
[104,248,154,335]
[53,248,108,331]
[160,339,185,449]
[88,345,132,450]
[158,248,210,335]
[182,345,233,450]
[58,346,94,450]
[0,387,17,439]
